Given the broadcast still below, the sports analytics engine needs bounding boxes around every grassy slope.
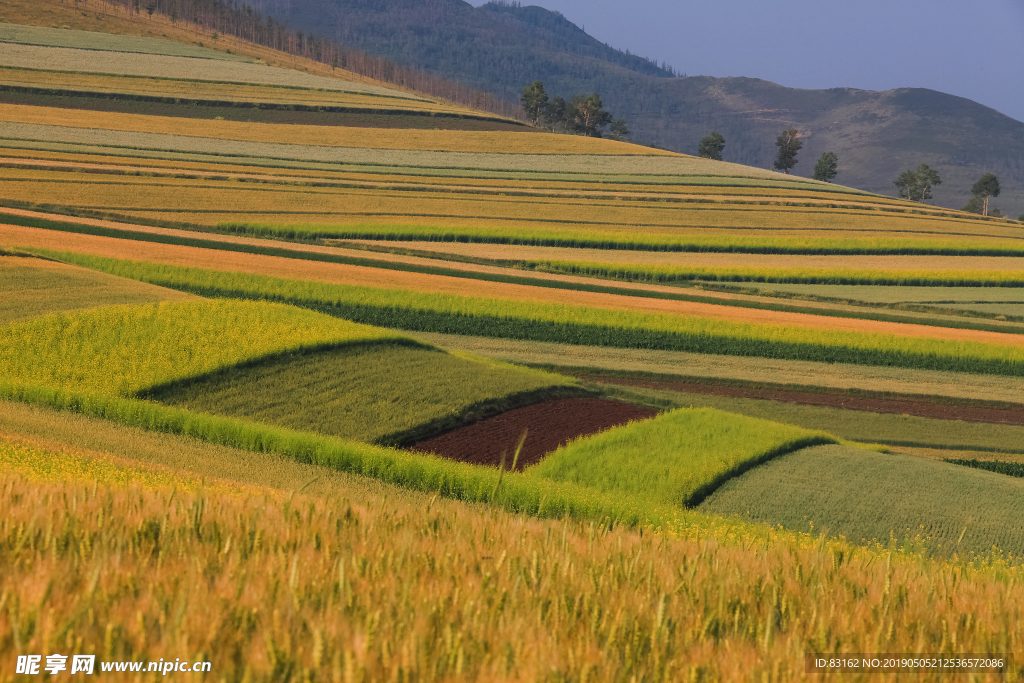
[149,343,580,444]
[527,407,836,507]
[701,444,1024,557]
[0,299,406,396]
[0,252,195,324]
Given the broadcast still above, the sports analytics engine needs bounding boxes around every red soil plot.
[411,397,658,470]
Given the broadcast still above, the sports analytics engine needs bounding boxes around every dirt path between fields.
[410,397,657,469]
[3,213,1023,346]
[576,373,1024,426]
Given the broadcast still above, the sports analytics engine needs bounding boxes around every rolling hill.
[2,7,1024,680]
[248,0,1024,217]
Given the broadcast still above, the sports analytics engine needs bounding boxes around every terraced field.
[701,445,1024,555]
[0,251,195,323]
[3,8,1024,680]
[149,342,581,444]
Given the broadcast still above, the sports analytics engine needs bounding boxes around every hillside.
[3,10,1024,680]
[249,0,1024,217]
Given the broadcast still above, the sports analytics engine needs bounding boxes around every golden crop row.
[0,103,668,156]
[0,437,265,496]
[2,172,1011,241]
[2,145,919,209]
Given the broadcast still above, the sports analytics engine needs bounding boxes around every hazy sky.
[471,0,1024,123]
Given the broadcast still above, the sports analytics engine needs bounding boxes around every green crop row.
[222,222,1024,256]
[0,299,408,397]
[36,251,1024,376]
[946,459,1024,478]
[528,408,836,507]
[536,260,1024,287]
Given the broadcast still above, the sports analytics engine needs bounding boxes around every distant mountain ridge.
[252,0,1024,216]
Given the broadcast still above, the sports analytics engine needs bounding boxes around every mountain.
[250,0,1024,217]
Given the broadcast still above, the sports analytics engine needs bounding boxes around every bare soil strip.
[4,218,1024,346]
[410,397,657,470]
[573,373,1024,426]
[409,332,1024,405]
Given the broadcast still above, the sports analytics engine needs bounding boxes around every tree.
[961,195,984,214]
[609,118,629,141]
[970,173,1001,216]
[893,164,941,202]
[812,152,839,182]
[568,93,612,137]
[772,129,802,174]
[544,96,567,131]
[520,81,548,127]
[697,131,725,160]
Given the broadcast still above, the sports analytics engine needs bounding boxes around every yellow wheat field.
[0,147,932,213]
[1,466,1022,682]
[0,171,1013,244]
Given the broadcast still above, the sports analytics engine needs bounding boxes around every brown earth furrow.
[4,220,1024,346]
[410,397,657,470]
[577,374,1024,426]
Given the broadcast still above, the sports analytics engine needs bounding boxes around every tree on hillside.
[772,129,802,174]
[812,152,839,182]
[520,81,549,126]
[970,173,1001,216]
[961,195,984,214]
[893,164,942,202]
[544,96,567,131]
[609,118,630,141]
[697,132,725,160]
[568,93,612,137]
